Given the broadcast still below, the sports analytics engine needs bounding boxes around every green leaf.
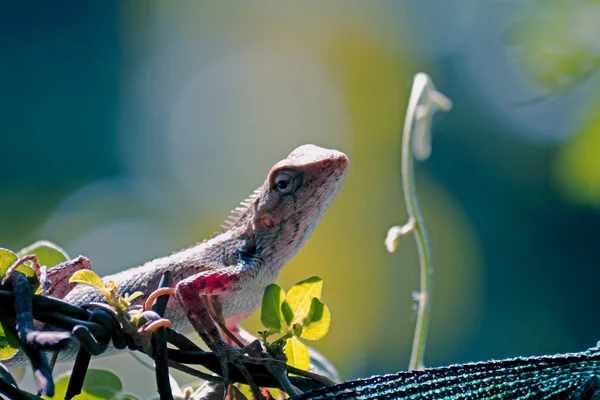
[284,336,310,371]
[0,248,17,283]
[44,374,70,400]
[0,248,37,284]
[267,388,280,400]
[17,240,69,269]
[0,321,19,361]
[124,291,144,304]
[282,300,294,327]
[0,248,17,272]
[260,284,288,332]
[285,276,323,325]
[301,298,331,341]
[0,249,26,360]
[237,384,253,399]
[225,385,248,399]
[44,369,123,400]
[69,270,106,293]
[292,323,303,337]
[83,369,123,398]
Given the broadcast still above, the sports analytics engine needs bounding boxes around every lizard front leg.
[175,268,265,399]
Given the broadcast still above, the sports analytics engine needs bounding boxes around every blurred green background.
[3,1,600,397]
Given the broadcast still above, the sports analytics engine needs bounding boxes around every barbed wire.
[3,269,600,400]
[0,271,327,400]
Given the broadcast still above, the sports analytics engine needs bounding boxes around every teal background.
[2,1,599,397]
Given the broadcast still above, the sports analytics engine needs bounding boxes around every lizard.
[3,144,349,396]
[290,343,600,399]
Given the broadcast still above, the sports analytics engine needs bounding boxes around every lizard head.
[223,144,349,266]
[252,144,349,264]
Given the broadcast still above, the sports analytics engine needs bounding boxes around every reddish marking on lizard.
[261,214,276,229]
[178,272,238,295]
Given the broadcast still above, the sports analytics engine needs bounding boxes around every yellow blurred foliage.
[241,17,483,376]
[555,100,600,207]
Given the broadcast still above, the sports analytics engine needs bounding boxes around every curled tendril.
[385,218,415,253]
[386,72,452,371]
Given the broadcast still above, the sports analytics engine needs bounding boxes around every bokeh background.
[3,1,600,397]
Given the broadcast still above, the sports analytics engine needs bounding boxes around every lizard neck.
[209,212,305,275]
[198,220,262,269]
[213,202,303,274]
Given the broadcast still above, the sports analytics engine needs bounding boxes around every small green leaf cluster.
[43,369,139,400]
[0,241,69,361]
[0,241,70,291]
[259,276,330,371]
[68,270,144,316]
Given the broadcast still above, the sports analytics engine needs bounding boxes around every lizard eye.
[274,170,301,195]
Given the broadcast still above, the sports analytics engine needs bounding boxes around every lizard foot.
[214,342,265,400]
[229,340,304,398]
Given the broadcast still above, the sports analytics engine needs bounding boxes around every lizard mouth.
[338,154,350,171]
[332,153,350,180]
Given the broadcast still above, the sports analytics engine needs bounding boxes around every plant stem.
[400,73,451,371]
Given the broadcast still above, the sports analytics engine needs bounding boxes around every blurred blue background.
[2,1,600,397]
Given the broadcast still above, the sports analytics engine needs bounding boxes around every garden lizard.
[5,144,349,390]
